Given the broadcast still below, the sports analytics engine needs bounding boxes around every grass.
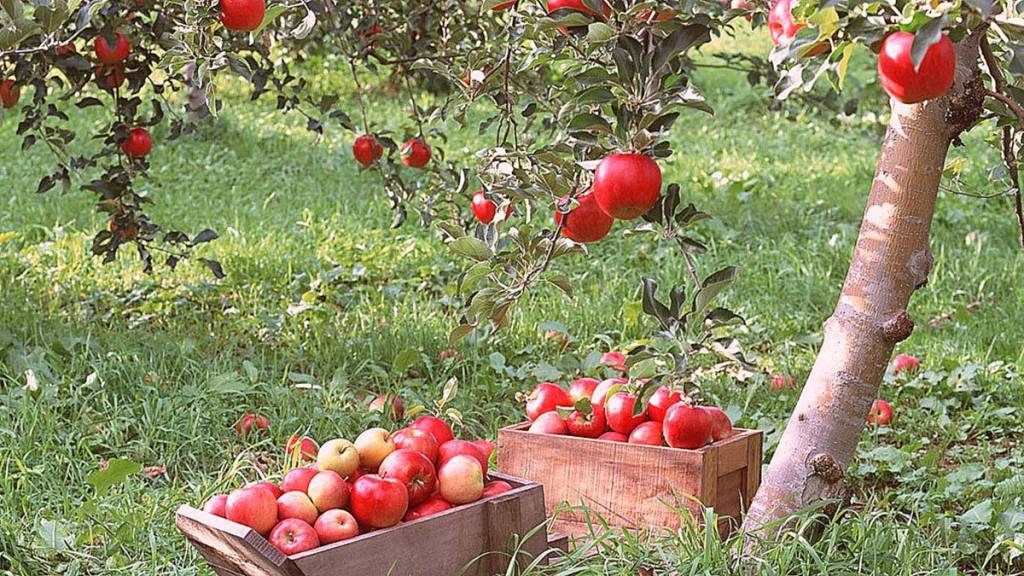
[2,27,1024,575]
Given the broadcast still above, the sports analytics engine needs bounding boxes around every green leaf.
[910,17,946,72]
[568,112,613,133]
[586,22,616,45]
[545,273,573,298]
[689,267,739,332]
[448,237,492,262]
[576,85,616,105]
[449,323,475,346]
[86,459,141,496]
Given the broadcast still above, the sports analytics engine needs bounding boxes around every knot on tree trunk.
[946,73,986,145]
[801,453,848,512]
[907,248,934,289]
[882,311,915,342]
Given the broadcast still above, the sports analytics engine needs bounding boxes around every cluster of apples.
[524,376,733,450]
[352,134,431,170]
[203,415,509,556]
[767,0,955,105]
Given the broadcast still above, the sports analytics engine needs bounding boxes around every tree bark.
[185,64,211,123]
[741,31,985,537]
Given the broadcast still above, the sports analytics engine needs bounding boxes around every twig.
[402,73,425,137]
[980,37,1024,252]
[681,249,703,290]
[348,57,372,134]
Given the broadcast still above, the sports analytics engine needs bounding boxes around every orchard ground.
[2,29,1024,574]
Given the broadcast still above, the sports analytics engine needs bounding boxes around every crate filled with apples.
[176,415,557,576]
[497,377,763,539]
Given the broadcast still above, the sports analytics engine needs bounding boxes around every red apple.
[525,382,572,421]
[546,0,610,19]
[529,412,568,435]
[119,127,152,158]
[220,0,266,32]
[647,386,683,422]
[235,413,270,436]
[350,474,409,528]
[437,455,485,505]
[472,190,498,224]
[314,509,359,544]
[600,351,628,372]
[393,427,439,463]
[471,439,495,460]
[482,480,514,498]
[554,192,614,243]
[770,374,797,391]
[378,449,437,506]
[403,497,452,521]
[0,80,20,109]
[592,154,661,220]
[410,416,455,446]
[867,399,893,425]
[892,354,921,375]
[249,481,282,500]
[281,467,319,494]
[307,471,350,512]
[663,404,713,449]
[226,486,278,535]
[568,377,600,403]
[317,438,360,477]
[286,435,319,462]
[313,506,358,541]
[591,377,627,407]
[354,428,396,471]
[605,392,648,435]
[437,440,488,476]
[400,138,431,168]
[352,133,383,167]
[877,32,955,104]
[598,431,628,442]
[268,518,319,555]
[565,403,607,438]
[277,491,318,525]
[94,32,131,64]
[94,64,125,90]
[703,406,733,441]
[203,494,228,517]
[628,421,664,446]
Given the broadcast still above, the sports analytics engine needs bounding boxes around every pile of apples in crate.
[201,415,509,555]
[525,373,734,449]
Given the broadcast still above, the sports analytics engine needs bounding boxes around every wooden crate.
[176,472,556,576]
[497,424,763,538]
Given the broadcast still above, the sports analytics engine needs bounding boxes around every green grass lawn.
[2,28,1024,575]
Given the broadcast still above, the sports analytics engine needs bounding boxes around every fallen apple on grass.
[235,413,270,436]
[867,399,893,425]
[286,435,319,462]
[892,354,920,375]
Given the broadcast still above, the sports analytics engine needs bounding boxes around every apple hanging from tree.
[877,32,955,104]
[94,33,131,64]
[268,518,319,555]
[592,154,662,220]
[220,0,267,32]
[0,80,20,109]
[352,134,383,167]
[546,0,610,20]
[554,192,614,243]
[471,190,497,224]
[119,128,152,158]
[400,138,431,168]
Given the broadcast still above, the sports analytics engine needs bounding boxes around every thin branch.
[681,249,703,290]
[980,37,1024,252]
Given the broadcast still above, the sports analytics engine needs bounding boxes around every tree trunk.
[185,64,211,124]
[741,31,985,537]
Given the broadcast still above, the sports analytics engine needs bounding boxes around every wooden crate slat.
[176,506,299,576]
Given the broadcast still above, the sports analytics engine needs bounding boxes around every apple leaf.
[87,459,141,496]
[448,237,492,262]
[910,17,945,73]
